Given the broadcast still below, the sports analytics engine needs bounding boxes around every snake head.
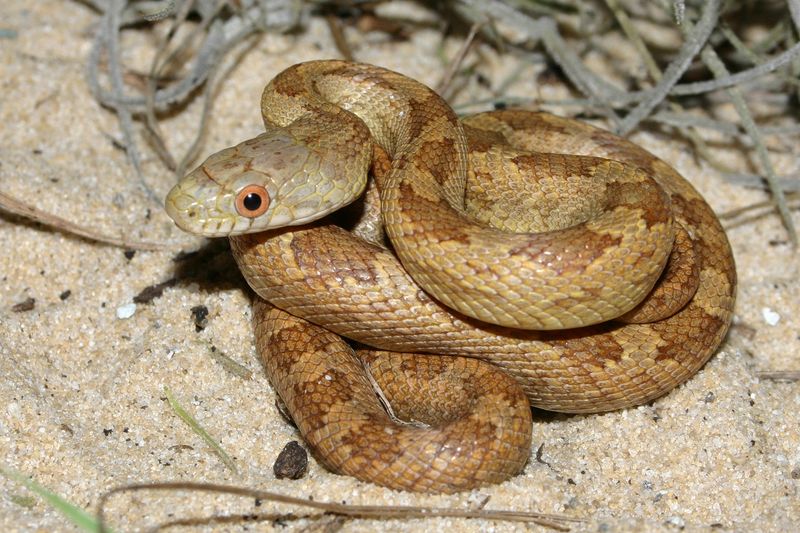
[165,127,366,237]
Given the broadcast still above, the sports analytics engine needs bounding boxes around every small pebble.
[761,307,780,326]
[273,441,308,480]
[116,302,137,319]
[12,297,35,312]
[664,515,685,529]
[191,304,209,331]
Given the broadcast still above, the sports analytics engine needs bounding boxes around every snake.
[165,60,736,493]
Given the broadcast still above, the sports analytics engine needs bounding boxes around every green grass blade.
[0,465,109,532]
[163,385,238,474]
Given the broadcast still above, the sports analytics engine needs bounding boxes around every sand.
[1,1,798,531]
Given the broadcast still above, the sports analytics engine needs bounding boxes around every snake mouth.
[164,199,201,235]
[165,181,202,234]
[165,181,238,237]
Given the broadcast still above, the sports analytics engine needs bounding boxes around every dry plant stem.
[542,32,800,102]
[651,111,800,139]
[493,59,534,96]
[174,29,260,180]
[603,0,660,86]
[617,4,800,97]
[720,25,800,89]
[174,66,218,179]
[789,0,800,32]
[724,173,800,192]
[667,41,800,95]
[145,1,242,174]
[87,1,299,190]
[141,1,205,171]
[616,0,719,135]
[96,482,582,532]
[641,0,799,243]
[458,0,800,104]
[142,512,336,532]
[718,191,800,220]
[436,21,484,97]
[752,20,793,55]
[89,0,799,196]
[790,41,800,105]
[756,370,800,381]
[723,210,799,233]
[88,3,252,110]
[788,28,800,104]
[604,0,734,173]
[0,191,170,251]
[96,0,156,201]
[698,39,798,245]
[326,14,355,61]
[457,0,622,122]
[535,18,621,124]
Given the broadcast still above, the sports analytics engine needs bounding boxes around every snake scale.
[165,60,736,493]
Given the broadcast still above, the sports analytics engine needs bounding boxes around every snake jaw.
[164,168,240,237]
[164,197,236,237]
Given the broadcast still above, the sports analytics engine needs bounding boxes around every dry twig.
[97,481,583,531]
[0,190,170,251]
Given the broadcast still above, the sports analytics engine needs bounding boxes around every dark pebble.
[273,441,308,480]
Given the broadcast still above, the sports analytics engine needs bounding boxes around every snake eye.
[235,185,270,218]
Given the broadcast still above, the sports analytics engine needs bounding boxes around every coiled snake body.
[166,60,736,493]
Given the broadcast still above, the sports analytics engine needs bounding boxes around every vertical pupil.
[243,193,262,211]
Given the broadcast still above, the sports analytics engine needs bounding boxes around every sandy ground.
[1,1,799,532]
